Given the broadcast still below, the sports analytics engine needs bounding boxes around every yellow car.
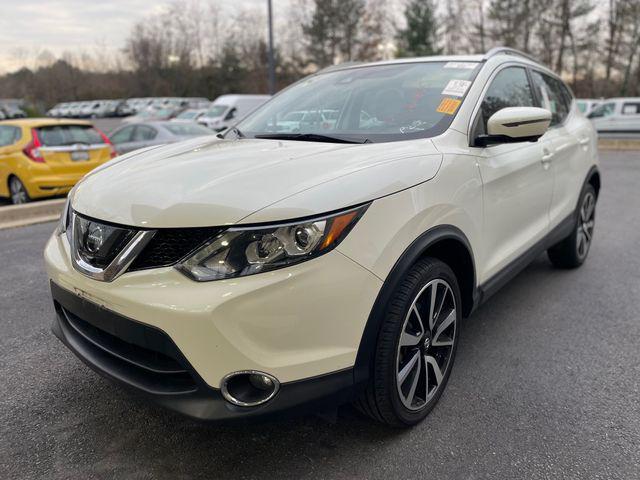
[0,118,116,204]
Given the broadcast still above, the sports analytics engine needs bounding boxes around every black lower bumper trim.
[50,281,357,421]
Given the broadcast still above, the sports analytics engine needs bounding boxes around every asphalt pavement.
[0,150,639,479]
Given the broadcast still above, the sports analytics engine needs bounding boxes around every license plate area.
[71,151,90,161]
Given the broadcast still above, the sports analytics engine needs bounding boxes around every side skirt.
[473,212,575,309]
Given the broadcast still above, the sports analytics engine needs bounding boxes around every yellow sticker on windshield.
[437,98,461,115]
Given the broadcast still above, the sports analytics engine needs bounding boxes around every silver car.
[170,108,208,122]
[108,121,216,155]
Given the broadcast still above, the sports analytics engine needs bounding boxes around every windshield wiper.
[254,133,369,144]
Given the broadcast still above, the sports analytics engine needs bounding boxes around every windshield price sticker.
[441,79,472,97]
[444,62,478,69]
[436,98,462,115]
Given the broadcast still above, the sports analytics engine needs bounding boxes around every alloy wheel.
[577,191,595,260]
[396,278,457,411]
[9,178,28,204]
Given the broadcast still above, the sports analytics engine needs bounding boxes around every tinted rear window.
[0,126,21,146]
[37,125,103,146]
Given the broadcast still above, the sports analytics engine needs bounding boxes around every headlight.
[177,204,369,281]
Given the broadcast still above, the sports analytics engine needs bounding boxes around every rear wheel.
[356,258,461,427]
[9,177,30,205]
[548,184,596,269]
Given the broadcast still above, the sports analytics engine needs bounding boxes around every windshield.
[236,61,481,143]
[588,102,615,118]
[177,110,197,119]
[205,105,228,118]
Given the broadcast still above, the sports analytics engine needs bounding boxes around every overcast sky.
[0,0,291,73]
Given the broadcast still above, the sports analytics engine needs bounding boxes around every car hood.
[72,136,443,228]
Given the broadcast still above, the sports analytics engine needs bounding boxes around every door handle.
[541,149,553,169]
[578,137,590,146]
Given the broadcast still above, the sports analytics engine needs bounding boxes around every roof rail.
[484,47,539,64]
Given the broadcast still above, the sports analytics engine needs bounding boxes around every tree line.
[1,0,639,111]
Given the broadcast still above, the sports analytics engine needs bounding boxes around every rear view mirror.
[475,107,551,147]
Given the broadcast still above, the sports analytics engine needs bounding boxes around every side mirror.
[475,107,551,147]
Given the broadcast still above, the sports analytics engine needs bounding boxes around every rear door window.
[0,126,20,146]
[622,103,640,115]
[588,102,616,118]
[530,71,570,126]
[110,125,135,144]
[37,125,103,146]
[132,125,158,141]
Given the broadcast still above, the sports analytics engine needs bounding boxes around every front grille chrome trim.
[70,212,156,282]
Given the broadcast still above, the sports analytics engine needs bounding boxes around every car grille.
[128,227,221,272]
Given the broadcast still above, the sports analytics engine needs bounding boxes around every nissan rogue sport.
[45,48,600,427]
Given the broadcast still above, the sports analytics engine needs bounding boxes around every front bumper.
[45,231,382,420]
[51,282,355,421]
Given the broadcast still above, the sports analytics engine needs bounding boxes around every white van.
[198,94,270,131]
[587,97,640,133]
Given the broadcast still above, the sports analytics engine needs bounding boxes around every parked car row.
[120,94,270,131]
[44,95,272,131]
[0,103,27,119]
[46,97,210,119]
[47,100,134,118]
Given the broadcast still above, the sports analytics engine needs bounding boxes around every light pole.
[267,0,276,95]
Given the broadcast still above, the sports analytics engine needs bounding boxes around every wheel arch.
[586,165,601,199]
[6,173,31,202]
[353,225,477,387]
[6,173,19,193]
[0,172,11,198]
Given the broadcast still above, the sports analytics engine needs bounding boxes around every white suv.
[45,48,600,427]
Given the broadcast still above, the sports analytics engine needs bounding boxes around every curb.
[598,138,640,150]
[0,198,65,230]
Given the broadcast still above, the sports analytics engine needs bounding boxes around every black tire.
[9,176,30,205]
[355,257,461,427]
[548,184,596,269]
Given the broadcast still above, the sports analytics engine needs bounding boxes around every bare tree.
[620,0,640,94]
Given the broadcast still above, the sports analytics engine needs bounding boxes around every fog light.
[221,370,280,407]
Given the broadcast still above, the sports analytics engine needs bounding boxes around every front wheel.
[548,184,596,269]
[9,177,30,204]
[356,258,461,427]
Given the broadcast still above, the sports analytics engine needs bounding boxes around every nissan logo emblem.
[85,224,106,254]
